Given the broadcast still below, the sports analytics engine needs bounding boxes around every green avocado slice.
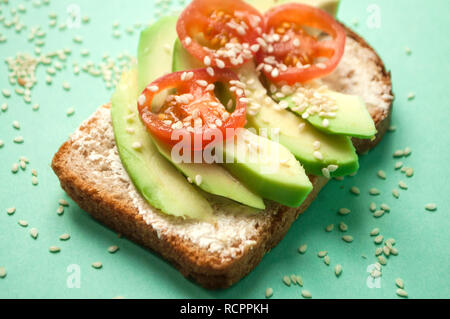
[172,38,313,207]
[111,67,213,220]
[223,129,313,207]
[280,90,377,139]
[238,63,359,177]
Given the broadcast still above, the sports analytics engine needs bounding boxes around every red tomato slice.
[138,68,246,151]
[177,0,264,69]
[256,3,346,84]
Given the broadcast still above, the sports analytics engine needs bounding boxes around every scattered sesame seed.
[342,235,353,243]
[0,267,6,278]
[380,204,390,212]
[66,107,75,116]
[405,47,412,55]
[11,163,19,173]
[0,140,4,148]
[32,176,38,185]
[405,167,414,177]
[282,275,291,286]
[396,289,408,298]
[378,255,387,265]
[59,199,69,206]
[49,246,61,253]
[56,205,64,215]
[6,207,16,215]
[12,120,20,129]
[398,181,408,190]
[131,142,142,150]
[30,228,38,239]
[350,186,360,195]
[338,208,351,215]
[18,220,28,227]
[370,202,376,212]
[374,235,384,244]
[108,245,119,254]
[375,247,383,256]
[59,233,70,241]
[298,244,307,254]
[339,222,348,232]
[32,169,37,177]
[194,174,202,186]
[383,245,390,257]
[324,255,330,265]
[373,210,384,218]
[392,189,400,198]
[407,92,415,100]
[395,278,405,289]
[425,203,437,211]
[92,262,103,269]
[393,150,404,158]
[265,288,273,298]
[334,264,342,277]
[62,81,71,91]
[318,251,328,258]
[13,136,24,144]
[377,170,386,179]
[325,224,334,232]
[2,89,11,98]
[301,290,312,298]
[390,247,399,255]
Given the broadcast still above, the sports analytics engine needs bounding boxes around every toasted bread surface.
[51,25,393,289]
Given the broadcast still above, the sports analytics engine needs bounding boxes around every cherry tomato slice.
[256,3,346,85]
[177,0,264,69]
[138,68,246,151]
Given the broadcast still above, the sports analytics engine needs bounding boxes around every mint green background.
[0,0,449,299]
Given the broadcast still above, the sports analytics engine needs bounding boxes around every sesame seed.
[338,208,351,216]
[298,244,307,254]
[318,251,328,258]
[13,136,24,144]
[395,278,405,289]
[377,170,386,179]
[339,222,348,232]
[301,290,312,298]
[405,47,412,55]
[92,262,103,269]
[393,150,404,157]
[374,235,384,244]
[313,151,323,160]
[321,168,330,179]
[265,288,273,298]
[425,203,437,211]
[203,56,211,66]
[132,142,142,150]
[195,175,202,186]
[398,181,408,189]
[390,247,399,255]
[325,224,334,232]
[403,147,412,156]
[30,228,39,239]
[392,189,400,198]
[108,245,119,254]
[350,186,360,195]
[2,89,11,98]
[32,176,38,185]
[369,188,381,196]
[405,167,414,177]
[378,255,387,265]
[216,59,225,69]
[380,204,390,212]
[0,267,6,278]
[56,205,64,215]
[383,245,390,257]
[282,275,291,286]
[138,94,146,106]
[324,255,330,265]
[407,92,415,100]
[370,202,376,212]
[184,37,192,46]
[6,207,16,215]
[11,163,19,173]
[18,220,28,227]
[342,235,353,243]
[375,247,383,256]
[59,199,69,206]
[66,108,75,116]
[396,289,408,298]
[148,85,159,92]
[59,233,70,241]
[334,264,342,277]
[395,162,403,169]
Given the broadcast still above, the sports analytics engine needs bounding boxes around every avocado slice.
[245,0,340,16]
[280,90,377,139]
[172,38,313,207]
[153,138,265,210]
[223,129,312,207]
[111,67,213,220]
[238,63,359,177]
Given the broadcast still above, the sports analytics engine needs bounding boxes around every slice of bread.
[51,25,393,289]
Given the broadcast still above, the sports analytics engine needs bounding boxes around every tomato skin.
[177,0,264,69]
[256,3,346,84]
[138,68,246,151]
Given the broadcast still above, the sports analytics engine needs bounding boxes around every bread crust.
[51,25,393,289]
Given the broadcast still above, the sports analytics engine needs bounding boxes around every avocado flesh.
[245,0,340,16]
[111,68,213,220]
[173,40,313,207]
[153,139,266,210]
[238,63,359,177]
[223,130,313,207]
[138,19,266,210]
[280,91,377,139]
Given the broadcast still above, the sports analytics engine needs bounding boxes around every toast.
[51,24,393,289]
